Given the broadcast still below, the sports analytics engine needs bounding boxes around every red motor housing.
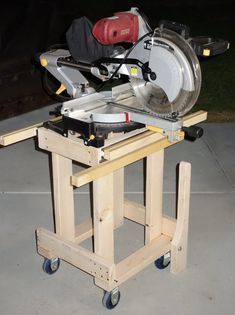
[92,12,139,45]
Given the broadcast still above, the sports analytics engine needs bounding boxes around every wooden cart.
[0,110,207,309]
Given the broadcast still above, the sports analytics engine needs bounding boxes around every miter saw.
[39,7,229,147]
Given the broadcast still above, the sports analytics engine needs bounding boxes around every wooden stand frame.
[36,126,194,293]
[0,110,207,295]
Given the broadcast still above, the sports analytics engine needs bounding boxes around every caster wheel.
[155,252,171,269]
[42,257,60,275]
[102,288,120,309]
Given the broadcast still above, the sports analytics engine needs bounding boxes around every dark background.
[0,0,234,120]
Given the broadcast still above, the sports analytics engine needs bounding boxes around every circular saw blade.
[131,28,201,117]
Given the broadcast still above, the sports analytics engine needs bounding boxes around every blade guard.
[132,28,202,117]
[92,12,139,45]
[148,42,184,102]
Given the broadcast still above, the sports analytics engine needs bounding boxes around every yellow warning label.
[203,49,210,56]
[131,67,138,76]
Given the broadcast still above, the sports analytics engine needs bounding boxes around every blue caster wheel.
[155,252,171,269]
[102,288,120,309]
[43,258,60,275]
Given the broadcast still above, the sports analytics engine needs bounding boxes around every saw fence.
[0,110,207,308]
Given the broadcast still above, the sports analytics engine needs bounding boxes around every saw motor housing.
[92,11,140,44]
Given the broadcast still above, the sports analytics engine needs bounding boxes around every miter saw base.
[44,84,203,147]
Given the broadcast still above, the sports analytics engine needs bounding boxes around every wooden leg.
[113,168,124,228]
[171,162,191,274]
[52,153,75,241]
[93,173,115,289]
[145,150,164,244]
[93,173,114,262]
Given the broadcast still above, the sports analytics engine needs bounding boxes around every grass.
[195,47,235,115]
[175,5,235,120]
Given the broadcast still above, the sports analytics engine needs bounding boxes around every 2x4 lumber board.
[162,215,177,238]
[102,127,147,148]
[0,123,38,146]
[37,228,115,283]
[93,173,115,289]
[104,130,163,160]
[145,150,164,243]
[171,162,191,274]
[103,110,207,161]
[0,116,62,146]
[74,203,176,243]
[37,245,54,259]
[182,110,207,127]
[113,168,124,228]
[93,173,115,263]
[124,199,176,237]
[74,213,125,245]
[116,235,171,286]
[52,153,75,241]
[38,127,100,166]
[75,218,93,244]
[124,199,145,225]
[72,134,182,188]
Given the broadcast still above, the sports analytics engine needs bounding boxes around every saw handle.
[182,125,204,141]
[159,20,190,39]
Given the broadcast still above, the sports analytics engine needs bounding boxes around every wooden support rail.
[0,110,207,147]
[71,134,183,188]
[0,116,62,146]
[37,228,115,284]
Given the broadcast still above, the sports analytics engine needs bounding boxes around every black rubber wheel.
[42,258,60,275]
[102,290,120,309]
[155,252,171,269]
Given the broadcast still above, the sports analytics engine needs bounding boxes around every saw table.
[0,109,206,309]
